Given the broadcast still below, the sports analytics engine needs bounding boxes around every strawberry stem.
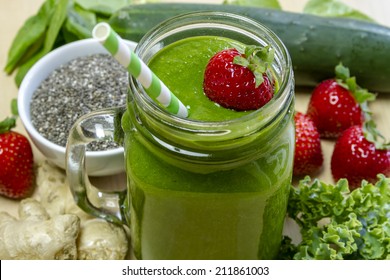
[0,98,18,134]
[233,44,275,87]
[335,63,390,150]
[362,117,390,150]
[335,63,376,103]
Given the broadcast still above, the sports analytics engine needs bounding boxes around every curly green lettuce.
[279,175,390,260]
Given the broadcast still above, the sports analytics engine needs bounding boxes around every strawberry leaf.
[355,88,376,103]
[233,56,249,67]
[346,76,356,92]
[244,45,257,57]
[335,63,376,104]
[362,119,390,150]
[335,63,350,80]
[233,44,275,88]
[253,71,265,87]
[334,63,386,148]
[358,102,387,149]
[0,117,16,134]
[0,98,18,134]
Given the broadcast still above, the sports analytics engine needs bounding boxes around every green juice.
[123,36,294,259]
[148,36,251,121]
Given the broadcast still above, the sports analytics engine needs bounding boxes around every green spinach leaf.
[75,0,133,16]
[303,0,374,22]
[15,0,69,86]
[223,0,281,9]
[65,3,97,40]
[4,0,56,74]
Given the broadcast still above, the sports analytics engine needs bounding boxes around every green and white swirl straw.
[92,22,188,118]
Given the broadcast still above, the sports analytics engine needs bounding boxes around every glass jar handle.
[66,107,126,225]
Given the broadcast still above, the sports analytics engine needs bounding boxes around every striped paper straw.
[92,22,188,118]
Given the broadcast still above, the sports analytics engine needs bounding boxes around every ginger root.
[0,161,129,260]
[0,198,80,260]
[36,161,129,260]
[77,219,128,260]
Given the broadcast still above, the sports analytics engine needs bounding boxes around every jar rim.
[130,11,293,132]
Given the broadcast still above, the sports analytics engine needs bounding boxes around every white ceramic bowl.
[18,38,136,176]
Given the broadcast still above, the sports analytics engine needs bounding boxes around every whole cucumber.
[109,3,390,93]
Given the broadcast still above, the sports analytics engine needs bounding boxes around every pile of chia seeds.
[30,53,128,151]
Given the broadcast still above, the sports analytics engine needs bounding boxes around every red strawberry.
[0,101,35,199]
[331,124,390,189]
[203,45,275,111]
[307,64,375,138]
[293,112,324,176]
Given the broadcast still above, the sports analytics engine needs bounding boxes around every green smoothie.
[148,36,252,121]
[123,36,294,259]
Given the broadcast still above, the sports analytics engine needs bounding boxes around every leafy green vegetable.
[14,0,70,87]
[4,0,56,74]
[75,0,133,16]
[2,0,378,87]
[65,2,97,40]
[5,0,141,87]
[223,0,281,9]
[44,0,70,53]
[303,0,374,22]
[0,99,18,134]
[280,175,390,260]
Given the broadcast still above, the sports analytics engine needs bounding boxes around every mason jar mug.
[66,12,295,260]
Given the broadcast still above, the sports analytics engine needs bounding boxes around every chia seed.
[30,53,128,151]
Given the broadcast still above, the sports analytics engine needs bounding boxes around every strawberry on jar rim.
[203,44,275,111]
[307,64,376,139]
[0,99,35,199]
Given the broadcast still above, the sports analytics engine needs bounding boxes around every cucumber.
[109,3,390,93]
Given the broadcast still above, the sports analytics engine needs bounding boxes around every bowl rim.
[18,38,136,158]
